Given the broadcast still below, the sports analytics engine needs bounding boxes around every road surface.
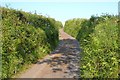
[17,29,80,79]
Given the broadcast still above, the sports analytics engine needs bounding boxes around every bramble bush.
[1,7,62,79]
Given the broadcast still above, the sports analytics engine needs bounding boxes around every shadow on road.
[36,38,81,78]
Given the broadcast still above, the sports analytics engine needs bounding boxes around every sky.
[1,0,119,25]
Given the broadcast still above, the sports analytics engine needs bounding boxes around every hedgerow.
[1,7,61,78]
[64,18,86,38]
[64,14,119,78]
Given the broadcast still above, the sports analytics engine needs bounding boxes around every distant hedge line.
[1,7,62,78]
[64,15,119,78]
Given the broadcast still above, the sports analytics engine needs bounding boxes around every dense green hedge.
[1,7,61,78]
[64,18,86,38]
[55,21,63,29]
[64,15,119,78]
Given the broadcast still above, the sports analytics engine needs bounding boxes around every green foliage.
[55,21,63,29]
[64,18,86,38]
[64,15,119,78]
[1,7,60,79]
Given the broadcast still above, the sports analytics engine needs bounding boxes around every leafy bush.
[55,21,63,29]
[64,15,119,78]
[64,18,86,38]
[1,7,60,79]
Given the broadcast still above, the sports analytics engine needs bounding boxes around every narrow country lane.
[17,29,81,79]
